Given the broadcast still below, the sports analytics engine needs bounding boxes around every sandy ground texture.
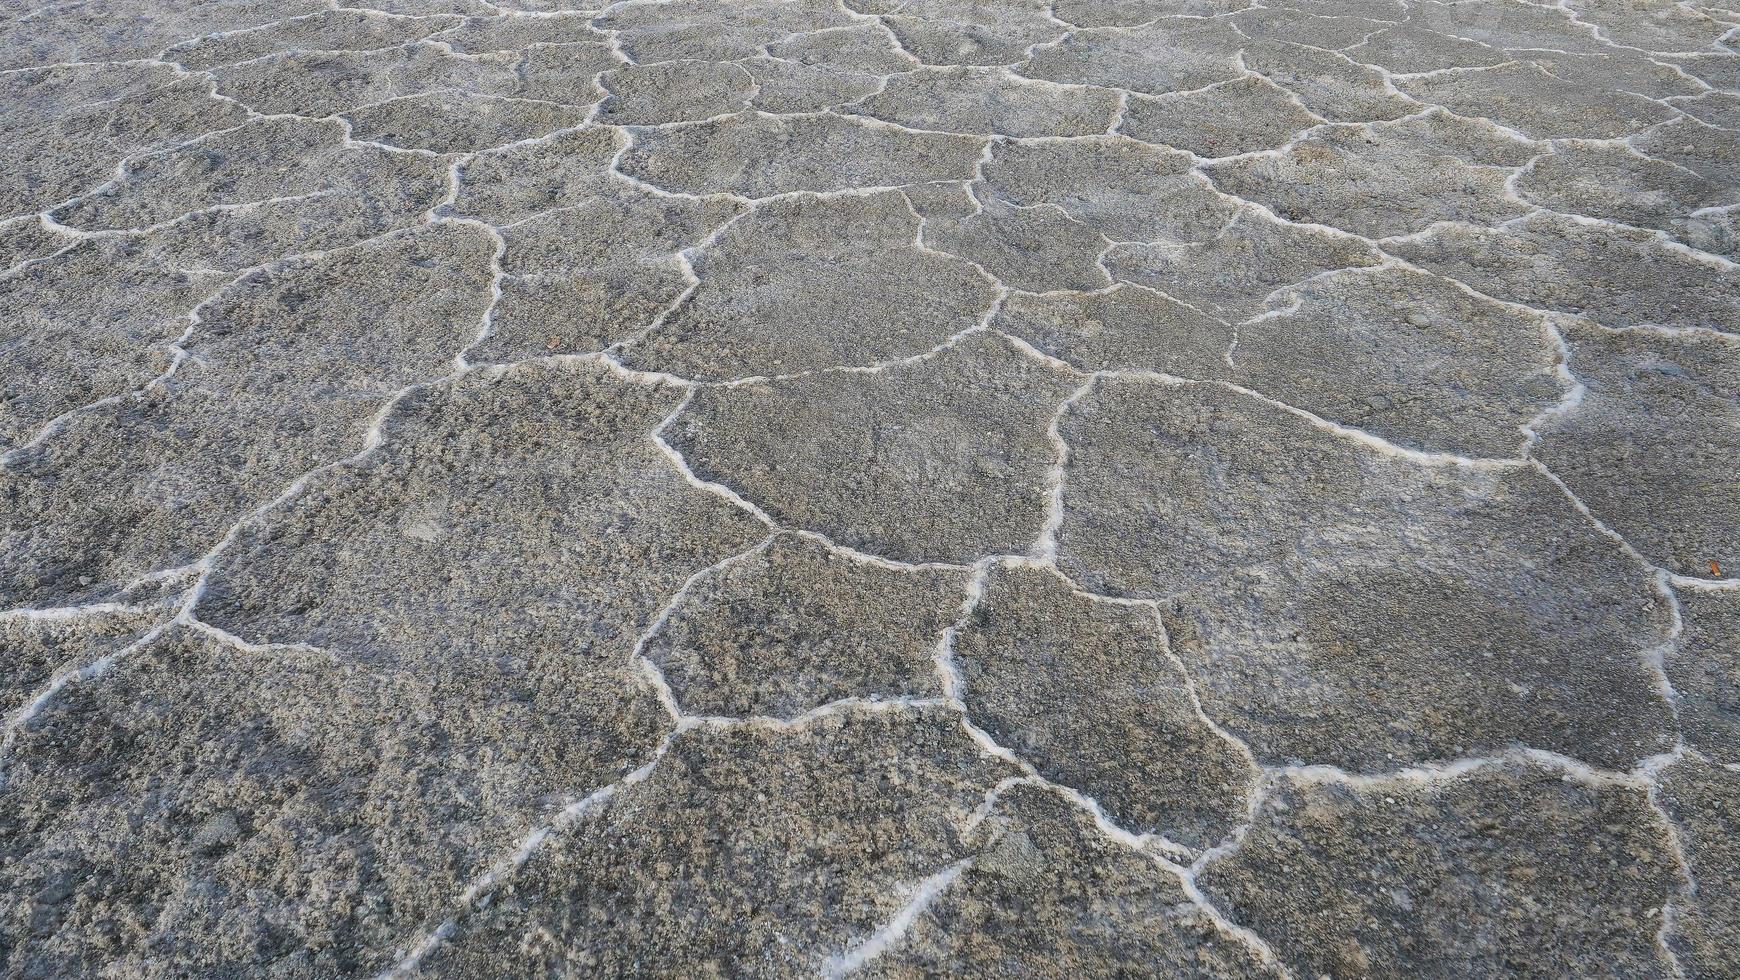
[1,0,1738,976]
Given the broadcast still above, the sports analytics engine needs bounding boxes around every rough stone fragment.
[1050,0,1254,28]
[0,238,199,451]
[1103,211,1383,322]
[1662,49,1740,89]
[0,624,669,979]
[862,784,1279,978]
[490,271,674,359]
[1020,20,1244,95]
[1517,141,1738,255]
[743,59,885,113]
[770,21,913,75]
[1529,51,1706,101]
[445,126,622,226]
[1345,24,1510,73]
[486,0,611,10]
[668,332,1080,565]
[505,41,623,105]
[1565,0,1732,51]
[431,11,604,52]
[918,193,1112,294]
[1204,114,1533,238]
[355,0,494,11]
[1056,379,1676,769]
[58,118,380,230]
[845,0,904,15]
[1264,0,1407,19]
[1671,91,1740,134]
[0,219,67,271]
[619,190,994,379]
[1231,266,1567,456]
[852,67,1120,138]
[1633,116,1740,189]
[1658,754,1740,979]
[983,136,1236,244]
[51,117,449,271]
[0,607,165,719]
[476,188,740,362]
[597,60,756,125]
[195,360,768,675]
[1242,41,1418,123]
[1396,62,1675,140]
[886,0,1064,66]
[744,24,916,112]
[598,0,856,63]
[1197,763,1682,978]
[0,0,327,69]
[209,44,517,118]
[1232,6,1398,48]
[0,225,494,608]
[343,91,590,154]
[618,113,985,197]
[953,563,1257,848]
[1121,77,1323,157]
[994,283,1237,378]
[417,709,1018,977]
[1671,589,1740,764]
[162,9,453,69]
[1531,322,1740,577]
[1390,212,1740,333]
[0,64,253,217]
[645,533,967,719]
[140,180,449,274]
[1402,0,1610,55]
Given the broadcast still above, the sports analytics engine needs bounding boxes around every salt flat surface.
[2,0,1738,976]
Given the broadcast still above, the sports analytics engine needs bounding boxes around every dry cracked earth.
[1,0,1739,977]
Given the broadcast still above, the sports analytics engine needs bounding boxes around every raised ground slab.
[2,0,1739,976]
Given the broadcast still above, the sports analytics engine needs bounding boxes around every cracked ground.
[1,0,1739,977]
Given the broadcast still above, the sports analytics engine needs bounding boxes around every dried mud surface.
[2,0,1738,976]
